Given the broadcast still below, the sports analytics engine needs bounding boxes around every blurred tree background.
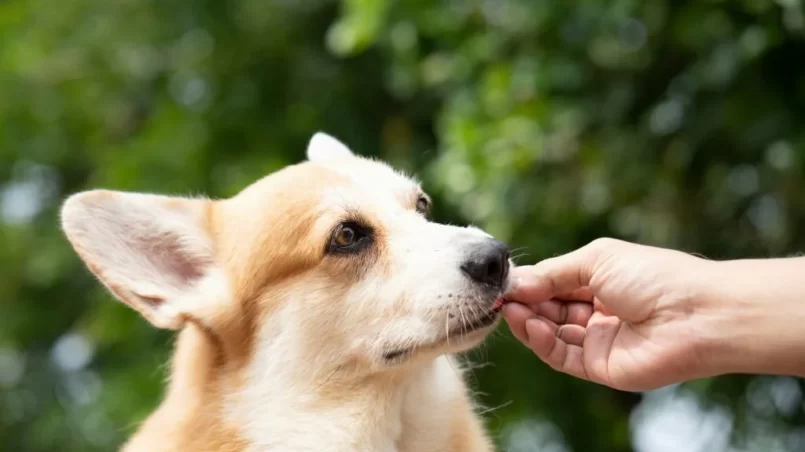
[2,0,805,450]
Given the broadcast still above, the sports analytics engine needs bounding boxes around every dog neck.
[229,317,480,451]
[122,322,491,452]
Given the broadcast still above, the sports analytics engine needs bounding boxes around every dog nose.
[460,238,510,288]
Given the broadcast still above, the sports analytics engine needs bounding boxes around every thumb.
[505,238,613,305]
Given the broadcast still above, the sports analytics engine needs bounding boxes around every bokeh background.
[2,0,805,451]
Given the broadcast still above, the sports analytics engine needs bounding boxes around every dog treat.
[490,296,507,311]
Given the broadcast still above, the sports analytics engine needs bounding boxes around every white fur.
[233,348,470,451]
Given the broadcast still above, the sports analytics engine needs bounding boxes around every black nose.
[460,238,510,288]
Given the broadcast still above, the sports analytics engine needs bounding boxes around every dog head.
[60,133,511,376]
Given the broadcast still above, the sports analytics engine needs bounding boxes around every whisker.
[444,306,459,375]
[477,400,513,417]
[467,294,488,364]
[459,303,468,337]
[511,252,530,263]
[477,295,494,363]
[445,308,452,349]
[316,364,342,390]
[468,297,480,320]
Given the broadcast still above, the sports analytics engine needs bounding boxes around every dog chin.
[382,310,502,365]
[439,312,502,352]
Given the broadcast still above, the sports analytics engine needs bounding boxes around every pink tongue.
[491,297,506,311]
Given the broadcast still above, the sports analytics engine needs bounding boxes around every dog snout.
[460,238,510,289]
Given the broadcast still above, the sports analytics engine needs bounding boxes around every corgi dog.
[60,132,512,451]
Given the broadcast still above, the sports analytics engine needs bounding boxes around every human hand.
[502,238,719,392]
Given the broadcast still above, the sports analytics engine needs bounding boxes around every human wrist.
[694,258,805,378]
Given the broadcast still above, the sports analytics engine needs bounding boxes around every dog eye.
[328,222,371,253]
[416,196,430,215]
[334,225,357,247]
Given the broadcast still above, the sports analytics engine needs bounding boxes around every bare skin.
[502,238,805,392]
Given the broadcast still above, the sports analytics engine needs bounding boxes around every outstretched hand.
[501,238,719,392]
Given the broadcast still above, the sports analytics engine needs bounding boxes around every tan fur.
[61,133,508,451]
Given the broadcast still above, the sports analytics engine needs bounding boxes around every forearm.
[697,257,805,378]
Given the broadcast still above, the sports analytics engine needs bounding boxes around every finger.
[556,287,595,303]
[524,318,589,381]
[503,266,555,304]
[535,300,593,326]
[581,311,622,384]
[505,240,609,304]
[520,316,557,357]
[593,298,614,316]
[524,317,585,347]
[556,324,586,346]
[501,302,537,345]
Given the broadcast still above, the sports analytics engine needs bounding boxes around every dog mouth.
[446,310,499,336]
[382,296,508,363]
[490,296,506,312]
[446,296,507,336]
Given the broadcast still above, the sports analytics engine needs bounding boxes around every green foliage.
[2,0,805,451]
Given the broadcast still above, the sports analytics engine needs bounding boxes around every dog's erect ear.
[306,132,355,162]
[60,190,223,330]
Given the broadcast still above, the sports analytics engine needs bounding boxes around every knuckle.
[586,237,623,272]
[555,325,565,340]
[558,304,569,324]
[589,237,620,251]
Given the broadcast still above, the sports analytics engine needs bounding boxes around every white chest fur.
[232,355,477,452]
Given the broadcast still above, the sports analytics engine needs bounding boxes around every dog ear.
[306,132,355,162]
[60,190,223,330]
